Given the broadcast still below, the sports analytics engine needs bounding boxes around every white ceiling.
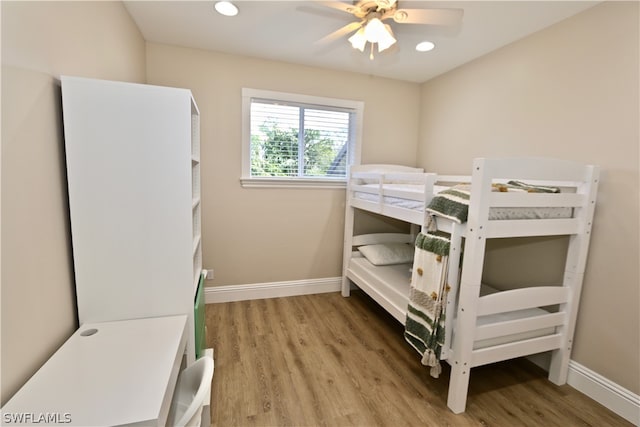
[124,1,599,83]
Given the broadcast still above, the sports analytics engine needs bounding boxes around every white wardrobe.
[61,76,202,363]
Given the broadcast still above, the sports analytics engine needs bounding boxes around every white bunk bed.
[341,157,599,413]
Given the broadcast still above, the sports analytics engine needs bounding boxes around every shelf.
[191,113,200,159]
[192,202,201,240]
[192,235,201,256]
[190,100,201,303]
[192,163,201,200]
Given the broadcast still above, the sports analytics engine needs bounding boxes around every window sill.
[240,177,347,189]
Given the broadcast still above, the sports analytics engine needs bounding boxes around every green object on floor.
[194,273,205,359]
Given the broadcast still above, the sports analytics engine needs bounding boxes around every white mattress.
[354,184,572,220]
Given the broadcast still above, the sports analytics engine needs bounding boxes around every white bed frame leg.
[443,224,466,412]
[448,366,471,413]
[549,269,583,385]
[342,203,355,297]
[447,159,492,413]
[441,224,463,361]
[549,239,590,384]
[447,282,483,413]
[549,168,598,384]
[447,249,486,414]
[341,278,351,297]
[549,336,571,383]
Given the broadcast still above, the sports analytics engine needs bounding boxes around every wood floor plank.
[206,291,632,427]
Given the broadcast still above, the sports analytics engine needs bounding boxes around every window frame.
[241,88,363,189]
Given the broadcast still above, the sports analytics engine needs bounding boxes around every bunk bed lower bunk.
[341,158,599,414]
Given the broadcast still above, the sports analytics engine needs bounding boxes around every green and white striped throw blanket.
[426,180,560,223]
[404,231,450,378]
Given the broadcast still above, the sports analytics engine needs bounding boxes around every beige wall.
[1,1,146,404]
[418,2,639,394]
[145,44,421,286]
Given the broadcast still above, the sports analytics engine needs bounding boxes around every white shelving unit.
[61,76,202,363]
[191,99,203,296]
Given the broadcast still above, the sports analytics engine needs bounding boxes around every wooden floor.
[205,291,632,427]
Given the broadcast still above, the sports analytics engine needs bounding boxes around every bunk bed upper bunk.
[346,160,589,234]
[342,157,599,414]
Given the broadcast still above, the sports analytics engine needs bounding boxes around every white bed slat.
[474,312,565,341]
[380,187,427,201]
[350,198,425,225]
[436,175,470,185]
[351,172,431,183]
[470,334,563,367]
[350,233,413,247]
[485,218,581,237]
[349,198,380,212]
[350,164,424,174]
[350,184,382,195]
[383,172,434,183]
[477,286,570,316]
[488,192,584,208]
[474,157,593,182]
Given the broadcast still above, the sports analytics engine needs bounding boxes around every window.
[242,88,363,188]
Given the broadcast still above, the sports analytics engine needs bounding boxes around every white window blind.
[242,89,363,188]
[250,98,352,179]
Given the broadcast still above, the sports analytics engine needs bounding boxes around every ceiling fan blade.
[297,5,355,21]
[315,21,363,45]
[392,8,463,26]
[314,1,358,15]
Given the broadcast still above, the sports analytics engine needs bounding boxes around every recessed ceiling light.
[416,41,436,52]
[214,1,238,17]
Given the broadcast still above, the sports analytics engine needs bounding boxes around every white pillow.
[358,243,414,266]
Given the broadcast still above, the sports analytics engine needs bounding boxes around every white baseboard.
[528,354,639,425]
[204,276,341,304]
[566,360,639,425]
[205,278,639,424]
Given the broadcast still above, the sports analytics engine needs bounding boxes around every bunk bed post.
[342,168,356,297]
[342,205,355,297]
[441,222,463,361]
[548,165,600,384]
[447,158,493,414]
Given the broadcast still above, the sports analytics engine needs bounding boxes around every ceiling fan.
[315,0,463,59]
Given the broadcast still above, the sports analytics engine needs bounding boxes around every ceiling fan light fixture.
[214,1,238,17]
[348,28,367,52]
[348,16,397,57]
[363,18,386,43]
[416,41,436,52]
[377,24,396,52]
